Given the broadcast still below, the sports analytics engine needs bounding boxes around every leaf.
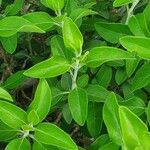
[126,55,140,78]
[86,46,134,68]
[128,15,145,36]
[98,142,119,150]
[62,104,72,124]
[70,8,97,23]
[50,35,73,60]
[5,138,30,150]
[95,22,132,43]
[120,36,150,59]
[103,92,122,145]
[0,121,17,142]
[0,16,45,37]
[77,74,89,88]
[144,3,150,30]
[87,102,103,137]
[0,87,13,101]
[86,84,109,102]
[62,17,83,53]
[2,70,26,90]
[115,68,127,85]
[68,87,88,126]
[96,65,112,88]
[146,102,150,126]
[120,96,146,116]
[4,0,24,16]
[0,101,27,129]
[0,34,17,54]
[27,79,51,125]
[34,123,77,150]
[24,56,71,78]
[40,0,64,12]
[119,106,148,149]
[131,63,150,91]
[23,12,54,31]
[113,0,135,7]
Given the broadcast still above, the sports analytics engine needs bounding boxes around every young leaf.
[113,0,134,7]
[103,92,122,145]
[0,101,27,129]
[40,0,64,12]
[68,87,88,126]
[0,87,13,101]
[119,106,148,149]
[131,63,150,91]
[120,36,150,59]
[86,46,134,68]
[0,34,17,54]
[0,16,45,37]
[23,12,54,31]
[87,102,103,137]
[34,123,78,150]
[5,138,31,150]
[24,56,71,78]
[62,17,83,53]
[27,79,51,125]
[95,22,132,43]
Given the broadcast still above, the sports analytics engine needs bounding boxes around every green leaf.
[144,3,150,30]
[0,16,45,37]
[27,110,39,126]
[128,15,145,36]
[2,70,26,90]
[126,56,140,77]
[70,8,97,23]
[86,46,134,68]
[5,138,30,150]
[4,0,24,16]
[0,121,17,142]
[120,96,146,116]
[115,68,127,85]
[40,0,64,12]
[113,0,134,7]
[23,12,54,31]
[119,106,148,149]
[0,34,17,54]
[103,92,122,145]
[86,84,109,102]
[120,36,150,59]
[50,35,73,60]
[95,22,132,43]
[62,17,83,53]
[87,102,103,137]
[0,101,27,129]
[62,104,72,124]
[77,74,89,88]
[27,79,51,125]
[98,142,119,150]
[0,87,13,101]
[24,56,71,78]
[34,123,77,150]
[68,87,88,126]
[131,63,150,91]
[96,65,112,88]
[146,102,150,126]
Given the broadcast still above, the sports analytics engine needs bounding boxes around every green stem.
[125,0,140,24]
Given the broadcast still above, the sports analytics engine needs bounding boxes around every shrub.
[0,0,150,149]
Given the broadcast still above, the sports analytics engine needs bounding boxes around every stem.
[125,0,140,24]
[71,52,81,90]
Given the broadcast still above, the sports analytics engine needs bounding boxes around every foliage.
[0,0,150,149]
